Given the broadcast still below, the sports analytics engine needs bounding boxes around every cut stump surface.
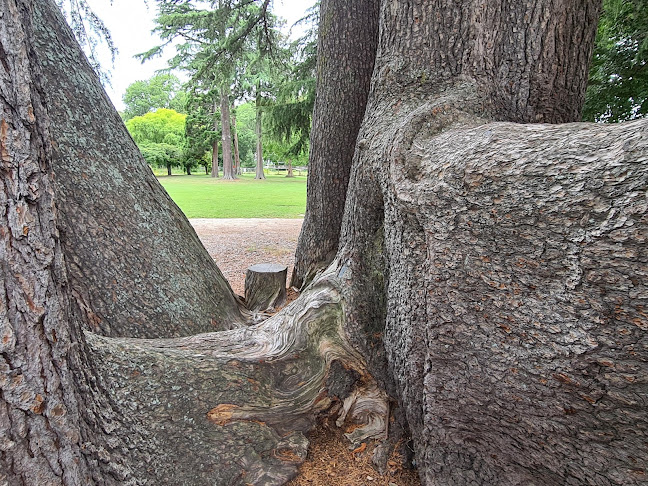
[245,263,288,312]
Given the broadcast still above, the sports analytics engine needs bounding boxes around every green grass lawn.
[156,173,307,218]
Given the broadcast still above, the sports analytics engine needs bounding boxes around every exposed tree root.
[85,268,391,485]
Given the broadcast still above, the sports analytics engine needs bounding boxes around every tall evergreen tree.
[266,5,318,168]
[141,0,275,180]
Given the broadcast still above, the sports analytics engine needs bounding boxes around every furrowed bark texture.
[221,89,235,180]
[1,2,150,482]
[27,0,243,338]
[334,0,648,484]
[255,97,265,180]
[1,4,388,482]
[291,0,379,289]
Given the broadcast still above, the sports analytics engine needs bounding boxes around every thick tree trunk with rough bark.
[291,0,380,289]
[1,1,386,484]
[221,88,235,180]
[25,0,243,339]
[255,94,265,180]
[331,0,646,484]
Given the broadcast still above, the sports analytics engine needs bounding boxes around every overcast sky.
[84,0,316,110]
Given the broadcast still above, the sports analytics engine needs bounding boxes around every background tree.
[266,4,318,164]
[233,101,260,166]
[143,0,276,180]
[290,0,380,289]
[122,73,188,121]
[125,107,186,145]
[584,0,648,121]
[139,143,183,175]
[125,107,187,174]
[183,91,220,176]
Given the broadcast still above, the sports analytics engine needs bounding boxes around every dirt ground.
[190,218,420,486]
[190,218,303,296]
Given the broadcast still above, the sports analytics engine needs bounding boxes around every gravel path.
[190,218,303,296]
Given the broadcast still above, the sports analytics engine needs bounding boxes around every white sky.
[84,0,316,110]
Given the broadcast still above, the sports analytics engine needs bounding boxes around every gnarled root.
[86,267,389,485]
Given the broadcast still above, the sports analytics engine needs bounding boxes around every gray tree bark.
[221,88,236,180]
[1,1,386,484]
[244,263,288,312]
[290,0,380,289]
[3,1,648,486]
[212,99,220,178]
[255,91,265,180]
[331,0,646,484]
[28,0,243,339]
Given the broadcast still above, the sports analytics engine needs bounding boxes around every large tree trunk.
[26,0,243,339]
[1,1,386,484]
[255,91,265,180]
[221,88,236,180]
[331,1,648,484]
[1,1,151,482]
[290,0,380,289]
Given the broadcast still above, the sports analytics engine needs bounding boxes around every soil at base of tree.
[286,417,420,486]
[191,218,420,485]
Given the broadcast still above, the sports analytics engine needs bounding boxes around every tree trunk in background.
[255,92,265,180]
[232,113,241,175]
[212,100,219,177]
[212,140,219,177]
[291,0,380,289]
[221,88,235,180]
[167,163,172,175]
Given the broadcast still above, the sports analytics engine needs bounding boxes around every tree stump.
[244,263,288,312]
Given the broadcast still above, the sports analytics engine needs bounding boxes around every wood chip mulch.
[286,418,420,486]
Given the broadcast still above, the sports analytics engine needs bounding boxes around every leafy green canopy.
[126,108,186,145]
[140,0,275,88]
[584,0,648,122]
[266,4,318,159]
[183,92,217,168]
[122,74,188,121]
[125,108,187,169]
